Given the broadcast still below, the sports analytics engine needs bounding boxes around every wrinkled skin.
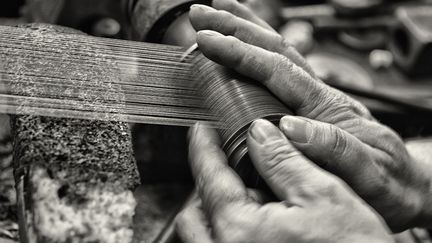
[182,0,432,232]
[175,0,432,242]
[177,121,393,243]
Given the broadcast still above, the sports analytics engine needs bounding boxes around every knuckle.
[315,176,348,203]
[357,119,405,159]
[267,53,292,85]
[322,178,344,197]
[297,78,325,115]
[224,0,237,12]
[290,173,342,201]
[301,119,318,144]
[330,93,368,121]
[351,99,372,118]
[216,10,237,29]
[277,36,294,53]
[277,35,313,72]
[378,126,401,144]
[375,177,390,197]
[224,35,243,58]
[302,88,360,123]
[236,44,260,70]
[233,23,254,43]
[330,125,349,158]
[380,130,408,158]
[261,142,300,173]
[263,141,296,162]
[272,53,292,72]
[336,116,362,132]
[363,164,391,199]
[314,91,341,117]
[225,32,239,41]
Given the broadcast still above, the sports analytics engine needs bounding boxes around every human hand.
[176,121,393,243]
[189,0,432,231]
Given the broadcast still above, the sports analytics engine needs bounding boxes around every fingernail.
[249,119,283,144]
[197,30,221,38]
[279,116,312,144]
[190,4,216,12]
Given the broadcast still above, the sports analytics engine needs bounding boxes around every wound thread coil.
[192,54,291,185]
[0,23,293,186]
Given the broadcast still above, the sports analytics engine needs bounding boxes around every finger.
[278,116,384,190]
[188,122,253,219]
[278,116,419,229]
[176,200,214,243]
[337,117,406,158]
[196,31,372,124]
[212,0,274,31]
[190,5,315,76]
[246,119,339,205]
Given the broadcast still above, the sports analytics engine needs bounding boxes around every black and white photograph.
[0,0,432,242]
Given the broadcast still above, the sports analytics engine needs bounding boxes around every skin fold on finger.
[196,30,380,131]
[212,0,274,31]
[277,115,387,201]
[176,200,214,243]
[246,119,338,206]
[196,31,325,112]
[188,122,255,220]
[278,116,379,182]
[191,4,380,133]
[279,116,429,232]
[190,4,315,76]
[183,122,394,243]
[336,117,407,160]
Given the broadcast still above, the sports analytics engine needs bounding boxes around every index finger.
[196,31,371,121]
[189,5,315,76]
[188,122,254,218]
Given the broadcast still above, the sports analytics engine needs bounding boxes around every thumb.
[247,119,341,205]
[278,116,379,187]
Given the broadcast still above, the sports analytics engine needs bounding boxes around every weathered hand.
[189,0,432,231]
[176,121,393,243]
